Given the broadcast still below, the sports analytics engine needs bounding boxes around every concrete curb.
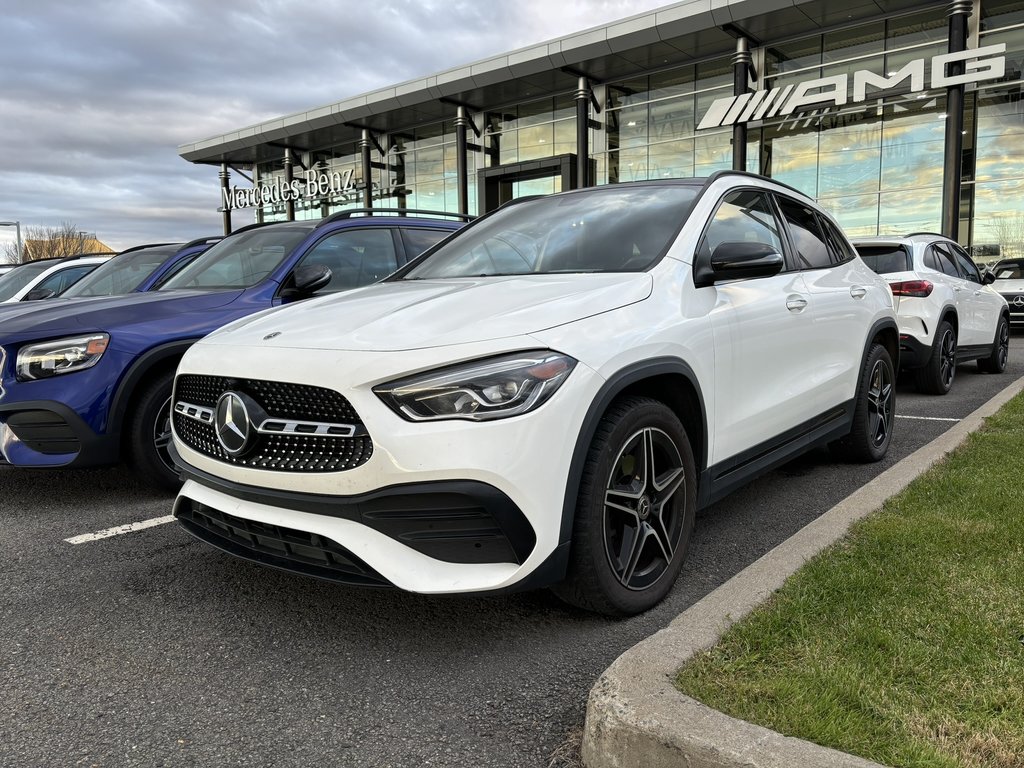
[582,375,1024,768]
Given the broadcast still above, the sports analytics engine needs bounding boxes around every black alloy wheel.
[866,355,894,450]
[552,396,696,616]
[831,342,895,463]
[603,427,686,591]
[915,320,957,395]
[978,316,1009,373]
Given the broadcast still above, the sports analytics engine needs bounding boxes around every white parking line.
[64,515,176,545]
[895,415,961,423]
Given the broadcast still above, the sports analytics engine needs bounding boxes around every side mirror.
[693,242,785,288]
[983,270,996,285]
[24,288,56,301]
[285,264,332,298]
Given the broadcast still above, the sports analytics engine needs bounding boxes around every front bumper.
[0,399,118,468]
[171,340,603,594]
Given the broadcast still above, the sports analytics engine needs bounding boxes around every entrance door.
[478,153,593,213]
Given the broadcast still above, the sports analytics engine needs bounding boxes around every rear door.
[774,196,875,410]
[943,242,999,346]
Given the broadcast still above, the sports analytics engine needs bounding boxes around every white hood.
[201,273,653,352]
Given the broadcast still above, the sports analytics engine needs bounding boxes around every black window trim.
[693,185,793,278]
[772,192,835,273]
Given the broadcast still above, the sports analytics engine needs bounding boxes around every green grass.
[675,393,1024,768]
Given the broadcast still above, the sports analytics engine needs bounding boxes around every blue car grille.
[173,374,372,473]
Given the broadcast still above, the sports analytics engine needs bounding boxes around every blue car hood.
[0,290,245,343]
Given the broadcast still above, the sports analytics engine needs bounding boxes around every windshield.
[63,246,180,297]
[402,185,700,280]
[160,227,309,290]
[856,245,911,274]
[0,260,54,301]
[994,260,1024,280]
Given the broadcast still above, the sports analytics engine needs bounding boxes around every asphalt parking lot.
[3,336,1023,768]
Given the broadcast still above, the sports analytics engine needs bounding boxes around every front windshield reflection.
[63,247,177,297]
[402,185,699,280]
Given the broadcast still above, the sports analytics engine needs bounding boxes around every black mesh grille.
[177,500,390,587]
[173,374,372,472]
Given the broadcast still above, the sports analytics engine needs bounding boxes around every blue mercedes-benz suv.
[0,210,466,489]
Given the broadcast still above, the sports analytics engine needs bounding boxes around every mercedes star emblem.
[1013,296,1024,308]
[215,391,252,455]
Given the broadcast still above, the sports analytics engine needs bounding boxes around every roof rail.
[317,208,475,227]
[58,251,117,262]
[229,221,279,236]
[179,236,223,250]
[904,231,948,239]
[116,243,180,256]
[704,169,810,199]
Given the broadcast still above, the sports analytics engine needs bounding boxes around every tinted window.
[856,245,911,274]
[923,248,941,272]
[299,228,398,292]
[64,247,178,297]
[994,260,1024,279]
[944,242,982,283]
[148,252,204,290]
[403,185,699,279]
[777,197,832,269]
[0,260,54,301]
[931,245,961,278]
[819,216,856,264]
[401,228,452,259]
[34,264,98,296]
[161,228,309,290]
[699,190,784,263]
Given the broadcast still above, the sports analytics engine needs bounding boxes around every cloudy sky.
[0,0,672,256]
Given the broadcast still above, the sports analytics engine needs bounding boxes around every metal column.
[360,129,373,208]
[575,77,590,189]
[455,106,470,216]
[941,0,972,240]
[732,38,752,171]
[219,163,232,235]
[284,149,295,221]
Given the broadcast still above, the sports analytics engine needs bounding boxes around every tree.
[7,222,112,263]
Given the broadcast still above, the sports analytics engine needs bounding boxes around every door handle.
[786,295,808,312]
[850,286,867,299]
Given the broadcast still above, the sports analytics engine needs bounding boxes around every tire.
[914,320,956,395]
[551,396,696,617]
[126,371,181,492]
[978,315,1009,374]
[831,343,895,463]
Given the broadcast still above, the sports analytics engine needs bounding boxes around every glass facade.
[244,1,1024,263]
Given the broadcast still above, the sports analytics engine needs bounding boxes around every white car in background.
[0,253,113,303]
[853,233,1009,394]
[171,172,898,616]
[990,258,1024,328]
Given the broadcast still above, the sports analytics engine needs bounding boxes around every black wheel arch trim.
[107,339,200,439]
[557,357,708,549]
[860,318,899,386]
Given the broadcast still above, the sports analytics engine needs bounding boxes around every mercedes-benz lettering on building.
[180,0,1024,265]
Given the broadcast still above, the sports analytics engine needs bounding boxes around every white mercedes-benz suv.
[852,233,1009,394]
[170,172,898,616]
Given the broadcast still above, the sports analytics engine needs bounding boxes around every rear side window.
[776,197,832,270]
[818,217,856,264]
[856,245,911,274]
[944,242,982,284]
[929,245,961,278]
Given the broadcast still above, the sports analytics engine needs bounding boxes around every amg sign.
[697,43,1006,130]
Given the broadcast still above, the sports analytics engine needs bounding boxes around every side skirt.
[955,343,993,364]
[697,400,855,509]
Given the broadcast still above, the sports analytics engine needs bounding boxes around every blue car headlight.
[16,334,110,381]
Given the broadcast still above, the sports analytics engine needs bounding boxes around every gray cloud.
[0,0,666,252]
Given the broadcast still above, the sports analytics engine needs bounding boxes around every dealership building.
[178,0,1024,260]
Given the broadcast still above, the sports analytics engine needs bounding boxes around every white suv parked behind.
[170,172,898,616]
[852,233,1009,394]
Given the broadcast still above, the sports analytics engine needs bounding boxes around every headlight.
[374,350,576,422]
[16,334,110,381]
